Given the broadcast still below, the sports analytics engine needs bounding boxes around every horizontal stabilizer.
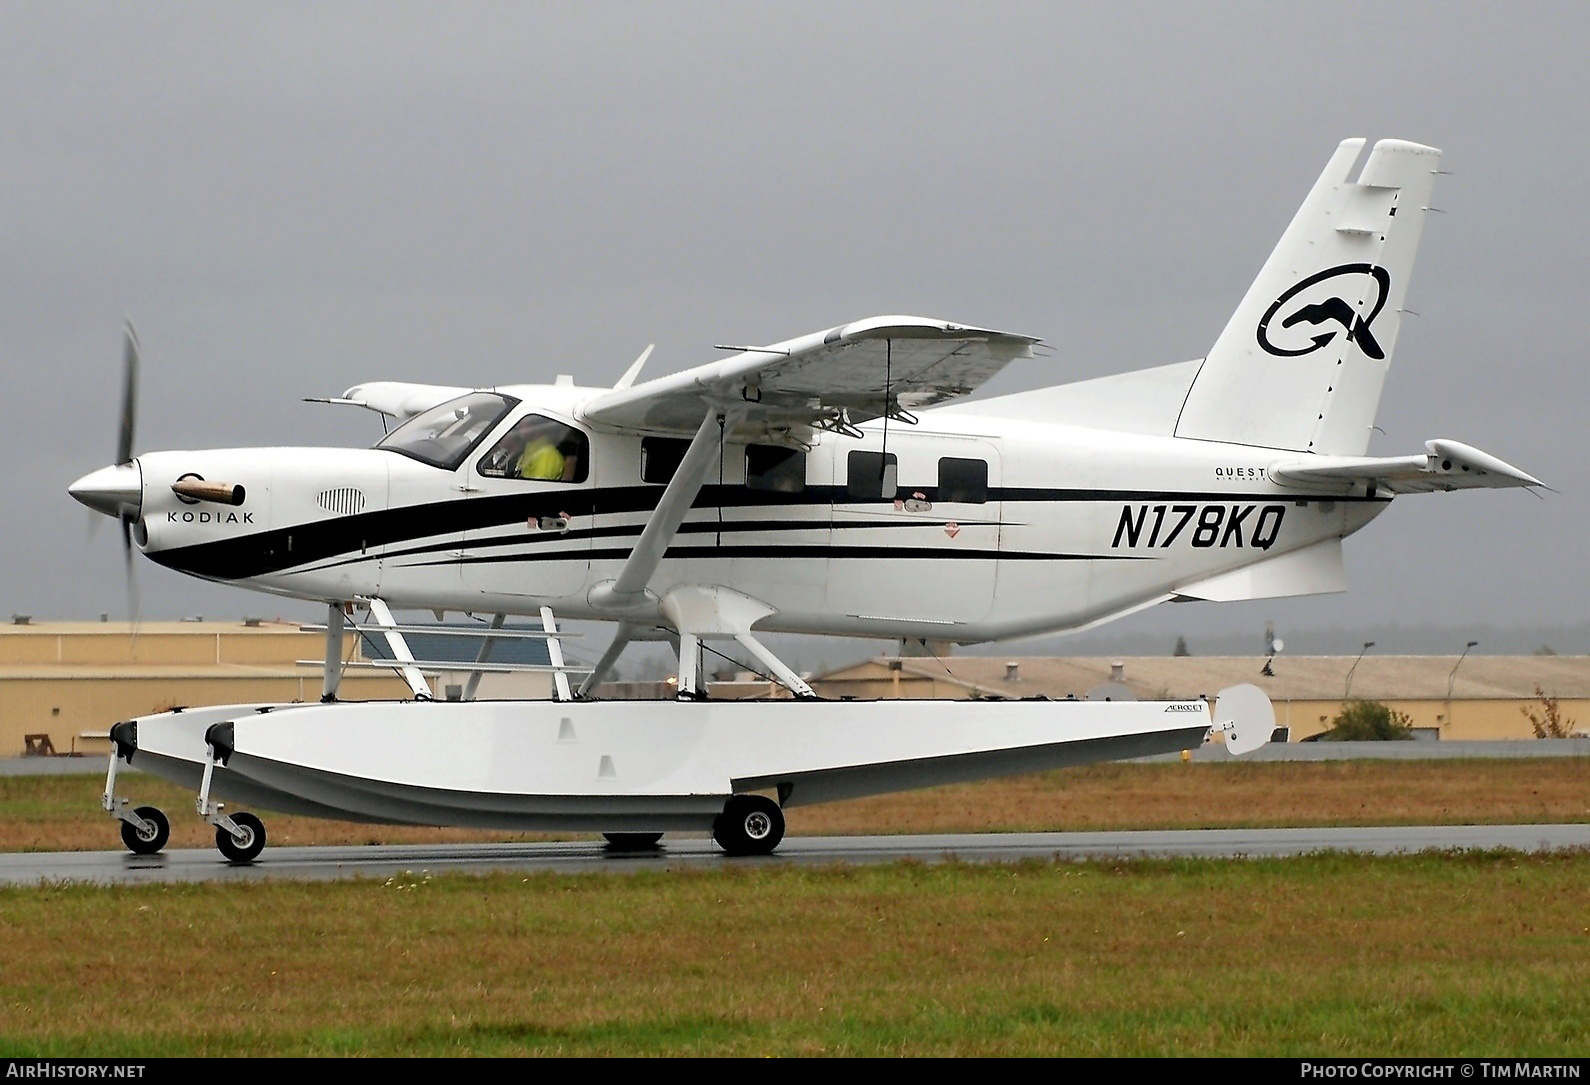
[1270,439,1541,493]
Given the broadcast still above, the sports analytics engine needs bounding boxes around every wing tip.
[835,314,1041,347]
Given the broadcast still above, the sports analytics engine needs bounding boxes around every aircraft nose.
[68,462,143,520]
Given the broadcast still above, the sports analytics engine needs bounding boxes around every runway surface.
[3,824,1587,887]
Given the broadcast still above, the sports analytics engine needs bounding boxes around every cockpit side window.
[377,392,517,471]
[477,414,590,483]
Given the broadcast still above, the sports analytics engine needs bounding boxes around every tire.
[712,794,785,856]
[216,811,266,863]
[120,806,170,855]
[603,833,664,851]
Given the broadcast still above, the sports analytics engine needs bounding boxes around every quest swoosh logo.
[1256,263,1391,360]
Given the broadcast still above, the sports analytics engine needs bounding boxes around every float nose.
[69,462,142,520]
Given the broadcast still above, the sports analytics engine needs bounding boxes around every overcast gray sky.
[5,2,1586,655]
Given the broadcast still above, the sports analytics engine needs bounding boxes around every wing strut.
[582,404,825,700]
[578,622,637,698]
[589,407,744,612]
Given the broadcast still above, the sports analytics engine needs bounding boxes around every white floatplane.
[72,138,1538,859]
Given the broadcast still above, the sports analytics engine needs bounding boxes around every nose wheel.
[117,806,170,855]
[712,794,785,856]
[103,726,172,856]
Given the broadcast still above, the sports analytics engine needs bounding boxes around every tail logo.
[1257,263,1391,360]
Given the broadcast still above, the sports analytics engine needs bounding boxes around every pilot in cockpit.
[483,416,582,482]
[516,434,567,481]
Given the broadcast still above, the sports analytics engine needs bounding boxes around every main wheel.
[120,806,170,855]
[216,811,266,863]
[603,833,664,851]
[712,794,785,856]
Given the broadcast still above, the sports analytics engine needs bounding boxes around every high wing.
[1270,439,1541,493]
[581,315,1040,436]
[576,316,1037,679]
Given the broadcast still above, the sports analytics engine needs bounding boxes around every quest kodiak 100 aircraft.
[67,138,1540,861]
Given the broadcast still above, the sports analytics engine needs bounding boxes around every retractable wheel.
[603,833,664,851]
[216,811,266,863]
[119,806,170,855]
[712,794,785,856]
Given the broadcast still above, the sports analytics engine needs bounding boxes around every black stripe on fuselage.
[390,543,1136,571]
[148,484,813,579]
[305,514,1005,574]
[146,479,1377,580]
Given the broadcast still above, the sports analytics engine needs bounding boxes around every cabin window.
[377,392,517,471]
[476,413,590,483]
[846,451,897,500]
[745,445,806,493]
[640,437,691,484]
[938,457,988,504]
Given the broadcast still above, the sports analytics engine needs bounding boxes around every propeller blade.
[117,322,140,466]
[121,513,141,638]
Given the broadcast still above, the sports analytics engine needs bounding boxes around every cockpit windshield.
[376,392,517,471]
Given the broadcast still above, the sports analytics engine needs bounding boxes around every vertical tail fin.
[1175,138,1442,455]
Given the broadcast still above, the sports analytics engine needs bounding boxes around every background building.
[7,615,1586,755]
[0,618,550,757]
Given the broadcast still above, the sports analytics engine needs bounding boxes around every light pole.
[1344,641,1375,700]
[1445,640,1478,732]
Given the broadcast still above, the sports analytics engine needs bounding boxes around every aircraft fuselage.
[127,383,1385,644]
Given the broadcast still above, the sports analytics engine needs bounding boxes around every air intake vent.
[316,488,366,515]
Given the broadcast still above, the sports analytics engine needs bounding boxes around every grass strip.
[1,852,1585,1056]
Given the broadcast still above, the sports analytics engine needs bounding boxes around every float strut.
[321,601,346,703]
